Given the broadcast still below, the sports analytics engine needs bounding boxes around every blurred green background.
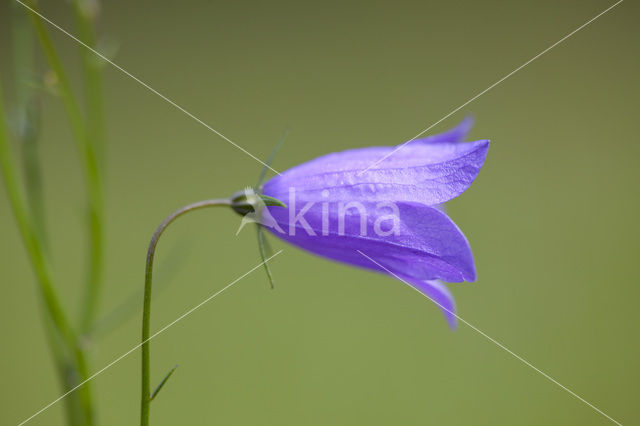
[1,0,638,424]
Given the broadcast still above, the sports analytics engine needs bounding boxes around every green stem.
[0,81,93,424]
[25,0,104,335]
[11,1,47,249]
[23,5,99,424]
[140,199,231,426]
[72,0,105,164]
[26,2,86,153]
[43,320,85,426]
[72,0,106,335]
[9,6,87,425]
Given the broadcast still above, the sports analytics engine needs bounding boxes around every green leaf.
[256,225,275,289]
[255,128,288,189]
[150,365,178,402]
[259,194,286,208]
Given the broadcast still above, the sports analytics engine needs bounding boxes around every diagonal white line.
[356,250,623,426]
[359,0,624,175]
[17,250,283,426]
[15,0,281,176]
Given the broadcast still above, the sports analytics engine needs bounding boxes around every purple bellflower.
[258,118,488,328]
[135,119,486,420]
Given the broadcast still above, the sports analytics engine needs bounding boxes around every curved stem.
[140,199,231,426]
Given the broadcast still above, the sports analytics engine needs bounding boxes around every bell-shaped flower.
[259,119,488,328]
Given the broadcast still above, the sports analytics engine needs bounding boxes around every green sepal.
[255,128,288,189]
[256,224,275,289]
[230,192,286,217]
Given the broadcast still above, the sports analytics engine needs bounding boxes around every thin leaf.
[255,128,289,189]
[90,240,189,338]
[150,365,178,402]
[260,225,274,257]
[259,194,287,208]
[252,129,287,289]
[256,224,275,289]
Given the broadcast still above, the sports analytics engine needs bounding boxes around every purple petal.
[263,139,489,206]
[413,116,474,144]
[263,201,476,283]
[396,276,457,329]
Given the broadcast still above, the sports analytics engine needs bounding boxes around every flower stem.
[140,199,232,426]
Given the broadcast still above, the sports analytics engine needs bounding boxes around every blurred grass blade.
[255,128,288,189]
[72,0,106,168]
[25,0,105,333]
[2,75,95,424]
[150,365,178,402]
[90,240,189,338]
[12,0,46,250]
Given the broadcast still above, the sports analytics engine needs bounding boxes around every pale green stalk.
[24,0,104,336]
[10,5,88,424]
[23,3,102,423]
[0,82,93,424]
[72,0,106,334]
[11,1,46,249]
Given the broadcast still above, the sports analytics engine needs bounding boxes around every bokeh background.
[1,0,638,425]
